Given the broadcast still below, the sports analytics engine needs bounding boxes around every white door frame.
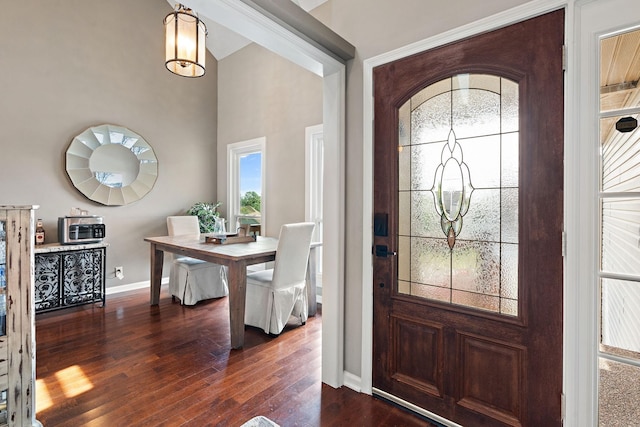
[181,0,346,388]
[306,124,324,294]
[569,1,640,425]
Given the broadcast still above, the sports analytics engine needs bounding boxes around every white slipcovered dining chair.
[167,216,228,305]
[244,222,315,335]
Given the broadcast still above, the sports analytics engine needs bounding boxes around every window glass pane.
[601,278,640,353]
[599,357,640,425]
[238,153,262,226]
[398,73,519,316]
[601,114,640,193]
[600,29,640,113]
[602,198,640,275]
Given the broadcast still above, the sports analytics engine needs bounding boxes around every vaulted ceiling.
[183,0,328,60]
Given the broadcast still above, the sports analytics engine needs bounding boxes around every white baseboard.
[343,371,363,393]
[105,277,169,295]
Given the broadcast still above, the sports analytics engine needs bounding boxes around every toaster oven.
[58,216,105,244]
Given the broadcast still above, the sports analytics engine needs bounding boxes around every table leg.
[307,246,318,317]
[227,261,247,349]
[149,243,164,305]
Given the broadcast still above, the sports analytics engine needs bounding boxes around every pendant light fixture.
[164,4,207,78]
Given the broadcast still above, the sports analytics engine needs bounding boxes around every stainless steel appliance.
[58,216,105,244]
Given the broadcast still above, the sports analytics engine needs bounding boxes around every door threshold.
[372,388,462,427]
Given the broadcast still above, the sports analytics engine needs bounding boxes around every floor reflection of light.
[55,365,94,398]
[35,379,53,412]
[36,365,94,413]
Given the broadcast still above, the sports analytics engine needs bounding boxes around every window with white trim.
[227,137,266,234]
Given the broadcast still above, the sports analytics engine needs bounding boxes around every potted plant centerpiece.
[187,202,224,233]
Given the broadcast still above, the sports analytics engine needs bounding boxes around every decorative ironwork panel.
[34,254,61,311]
[35,246,106,313]
[63,251,97,305]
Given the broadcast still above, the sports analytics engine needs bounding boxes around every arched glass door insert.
[397,74,519,316]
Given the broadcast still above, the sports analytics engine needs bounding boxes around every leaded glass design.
[398,74,519,316]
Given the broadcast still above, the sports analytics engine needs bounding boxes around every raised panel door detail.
[391,315,443,397]
[457,332,525,426]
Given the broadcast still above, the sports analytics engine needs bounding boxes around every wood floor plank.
[35,287,436,426]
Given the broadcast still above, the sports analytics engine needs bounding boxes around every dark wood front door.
[372,10,564,427]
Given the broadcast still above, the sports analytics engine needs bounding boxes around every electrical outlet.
[115,266,124,279]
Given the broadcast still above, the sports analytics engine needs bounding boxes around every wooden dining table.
[144,234,320,349]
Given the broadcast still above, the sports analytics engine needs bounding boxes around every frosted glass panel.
[452,88,500,139]
[452,290,499,312]
[602,198,640,275]
[502,132,519,187]
[502,188,519,244]
[411,142,445,191]
[412,282,450,303]
[399,101,411,147]
[411,191,442,238]
[501,243,518,300]
[451,240,500,296]
[399,191,410,236]
[457,189,500,242]
[399,145,411,191]
[502,79,519,133]
[411,237,449,287]
[398,236,411,282]
[398,74,519,316]
[459,135,501,188]
[412,92,451,144]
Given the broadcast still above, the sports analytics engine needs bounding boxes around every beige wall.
[1,0,538,383]
[0,0,218,285]
[216,44,323,237]
[309,0,532,376]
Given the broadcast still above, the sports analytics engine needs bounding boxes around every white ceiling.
[185,0,328,60]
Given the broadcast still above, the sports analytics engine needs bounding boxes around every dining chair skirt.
[170,257,229,305]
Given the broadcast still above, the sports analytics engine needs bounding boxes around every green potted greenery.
[187,202,222,233]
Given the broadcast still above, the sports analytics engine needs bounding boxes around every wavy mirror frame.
[66,124,158,206]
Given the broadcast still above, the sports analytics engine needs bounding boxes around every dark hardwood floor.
[35,288,436,426]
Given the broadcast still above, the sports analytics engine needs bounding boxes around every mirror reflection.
[66,124,158,205]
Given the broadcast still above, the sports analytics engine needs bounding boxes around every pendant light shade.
[164,4,207,78]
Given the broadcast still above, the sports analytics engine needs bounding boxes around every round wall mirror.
[65,124,158,206]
